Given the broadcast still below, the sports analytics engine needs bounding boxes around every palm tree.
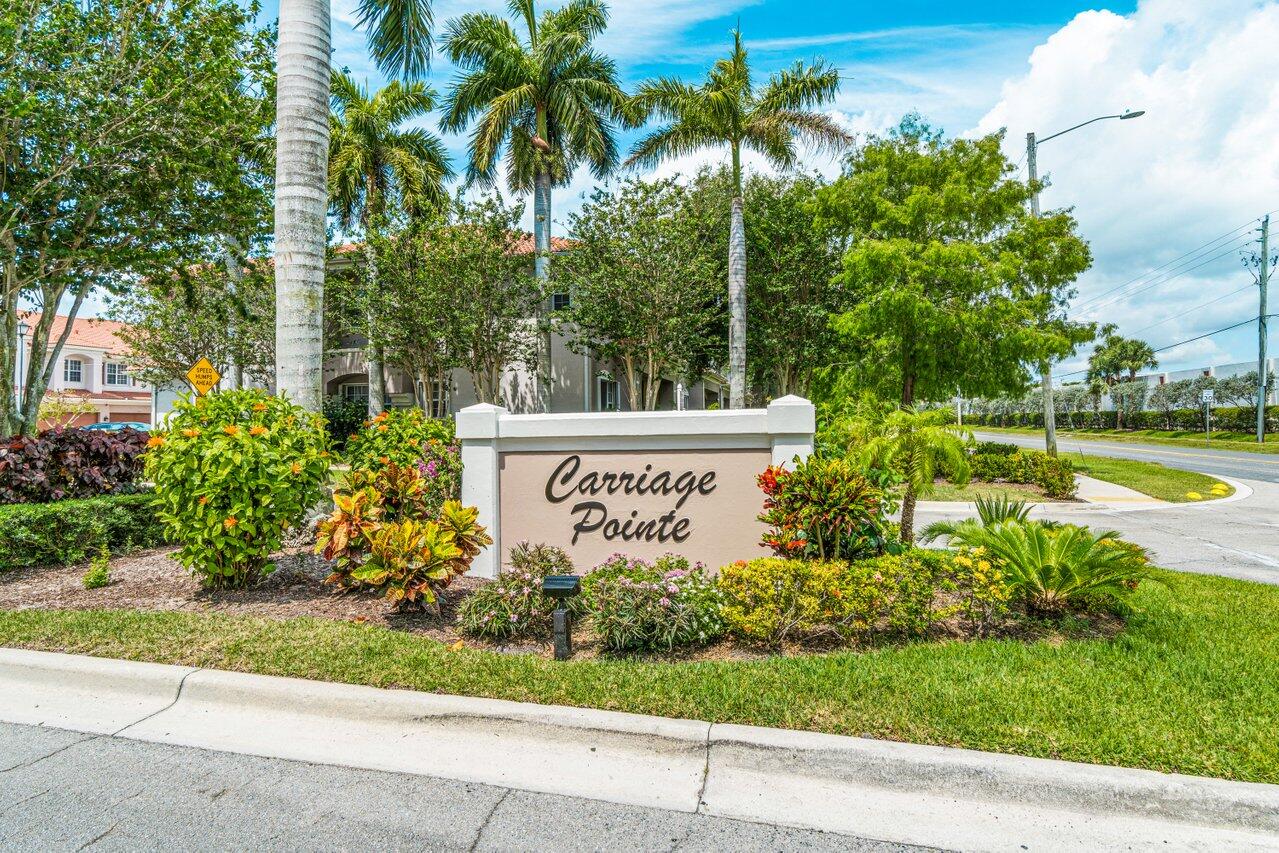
[329,71,452,415]
[274,0,434,411]
[861,407,973,546]
[625,29,851,408]
[441,0,630,293]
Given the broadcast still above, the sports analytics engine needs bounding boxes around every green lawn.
[979,425,1279,455]
[925,480,1051,503]
[1069,455,1232,503]
[3,568,1277,783]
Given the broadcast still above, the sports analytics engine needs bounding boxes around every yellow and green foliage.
[145,390,331,589]
[316,463,491,610]
[756,456,896,560]
[344,408,454,471]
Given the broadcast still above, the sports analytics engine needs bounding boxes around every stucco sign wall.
[457,397,815,577]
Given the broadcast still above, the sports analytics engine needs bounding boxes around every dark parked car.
[80,422,150,433]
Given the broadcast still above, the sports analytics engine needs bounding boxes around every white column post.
[456,403,505,578]
[766,395,816,466]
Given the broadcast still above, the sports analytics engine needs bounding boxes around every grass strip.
[978,426,1279,456]
[1069,455,1232,502]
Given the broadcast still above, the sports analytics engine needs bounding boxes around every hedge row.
[0,492,168,572]
[967,405,1279,433]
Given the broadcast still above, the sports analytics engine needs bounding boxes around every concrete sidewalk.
[916,473,1251,516]
[2,648,1276,851]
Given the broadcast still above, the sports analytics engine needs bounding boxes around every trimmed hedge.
[0,492,168,572]
[967,405,1279,433]
[0,427,148,503]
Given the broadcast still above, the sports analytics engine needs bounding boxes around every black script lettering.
[671,518,691,542]
[696,471,717,496]
[570,501,607,544]
[546,456,582,503]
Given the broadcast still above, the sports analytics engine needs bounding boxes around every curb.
[2,649,1277,850]
[917,473,1254,515]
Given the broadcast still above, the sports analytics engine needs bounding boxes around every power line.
[1077,235,1258,316]
[1129,284,1253,336]
[1051,316,1262,381]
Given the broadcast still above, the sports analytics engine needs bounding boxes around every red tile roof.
[19,312,131,356]
[55,388,151,401]
[333,233,576,256]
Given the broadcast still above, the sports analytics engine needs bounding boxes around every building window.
[104,362,129,385]
[551,292,571,311]
[63,358,82,383]
[597,377,620,411]
[341,383,369,405]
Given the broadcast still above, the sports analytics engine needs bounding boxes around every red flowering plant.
[757,455,899,561]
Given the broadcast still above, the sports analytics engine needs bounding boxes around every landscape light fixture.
[542,575,581,660]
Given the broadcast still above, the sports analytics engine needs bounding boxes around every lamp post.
[1027,109,1144,457]
[14,320,29,407]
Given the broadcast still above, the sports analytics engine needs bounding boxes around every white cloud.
[973,0,1279,373]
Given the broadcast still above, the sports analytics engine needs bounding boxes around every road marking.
[1201,541,1279,568]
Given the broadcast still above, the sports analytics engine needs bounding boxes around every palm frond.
[357,0,434,79]
[624,123,724,171]
[756,59,840,113]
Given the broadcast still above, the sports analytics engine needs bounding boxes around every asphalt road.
[914,430,1279,585]
[0,722,926,853]
[973,429,1279,483]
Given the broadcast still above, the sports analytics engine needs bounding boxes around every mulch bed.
[0,548,1124,661]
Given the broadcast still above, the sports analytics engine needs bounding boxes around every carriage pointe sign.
[457,397,815,577]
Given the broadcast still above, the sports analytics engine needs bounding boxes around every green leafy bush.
[321,396,366,450]
[145,390,332,589]
[345,408,454,471]
[970,449,1077,499]
[458,542,577,640]
[584,554,725,653]
[974,441,1019,457]
[0,427,148,503]
[932,519,1152,613]
[317,463,491,610]
[82,546,111,589]
[757,456,896,560]
[0,492,167,571]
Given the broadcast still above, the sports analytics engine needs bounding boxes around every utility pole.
[1026,132,1057,457]
[1258,214,1270,443]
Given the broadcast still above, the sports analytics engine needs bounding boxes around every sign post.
[186,358,221,397]
[1201,388,1214,448]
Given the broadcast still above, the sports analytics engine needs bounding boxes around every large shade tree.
[626,29,852,408]
[328,71,452,415]
[273,0,435,411]
[440,0,631,409]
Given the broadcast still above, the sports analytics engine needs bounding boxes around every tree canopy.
[1087,327,1159,386]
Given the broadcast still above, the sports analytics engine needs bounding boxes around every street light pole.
[1025,110,1144,459]
[1258,214,1270,443]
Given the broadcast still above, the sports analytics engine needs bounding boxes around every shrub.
[82,546,111,589]
[974,441,1019,457]
[413,439,462,517]
[458,542,577,640]
[970,449,1076,499]
[0,427,148,504]
[345,408,454,471]
[932,519,1153,613]
[717,551,958,646]
[321,396,366,450]
[145,389,332,589]
[757,456,896,561]
[584,554,725,653]
[317,463,491,610]
[0,492,167,571]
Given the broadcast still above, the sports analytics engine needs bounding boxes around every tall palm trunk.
[728,194,747,409]
[273,0,330,411]
[534,168,552,412]
[363,239,386,416]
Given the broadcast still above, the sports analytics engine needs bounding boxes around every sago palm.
[625,29,851,408]
[861,407,972,546]
[274,0,434,410]
[329,71,452,415]
[441,0,631,287]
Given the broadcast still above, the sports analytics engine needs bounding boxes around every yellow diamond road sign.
[186,358,221,396]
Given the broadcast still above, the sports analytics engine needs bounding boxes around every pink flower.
[659,597,671,607]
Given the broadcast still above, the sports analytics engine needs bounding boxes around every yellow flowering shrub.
[145,389,331,588]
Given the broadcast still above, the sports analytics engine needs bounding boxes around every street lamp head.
[16,321,29,337]
[1120,110,1145,120]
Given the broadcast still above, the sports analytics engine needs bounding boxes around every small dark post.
[542,575,581,661]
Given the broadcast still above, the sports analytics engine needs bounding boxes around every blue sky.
[256,1,1279,377]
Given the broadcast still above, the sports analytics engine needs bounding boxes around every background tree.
[441,0,630,289]
[328,70,452,415]
[361,195,543,408]
[811,116,1092,408]
[1,0,273,436]
[556,178,722,411]
[273,0,435,411]
[1087,327,1158,387]
[108,261,276,390]
[627,29,851,409]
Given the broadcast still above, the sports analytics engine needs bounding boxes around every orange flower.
[362,420,371,428]
[320,451,330,458]
[223,425,240,436]
[379,456,390,465]
[249,425,268,437]
[290,462,302,475]
[223,516,238,529]
[377,424,388,432]
[181,428,200,438]
[198,496,208,505]
[146,436,166,448]
[374,411,388,422]
[252,402,267,412]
